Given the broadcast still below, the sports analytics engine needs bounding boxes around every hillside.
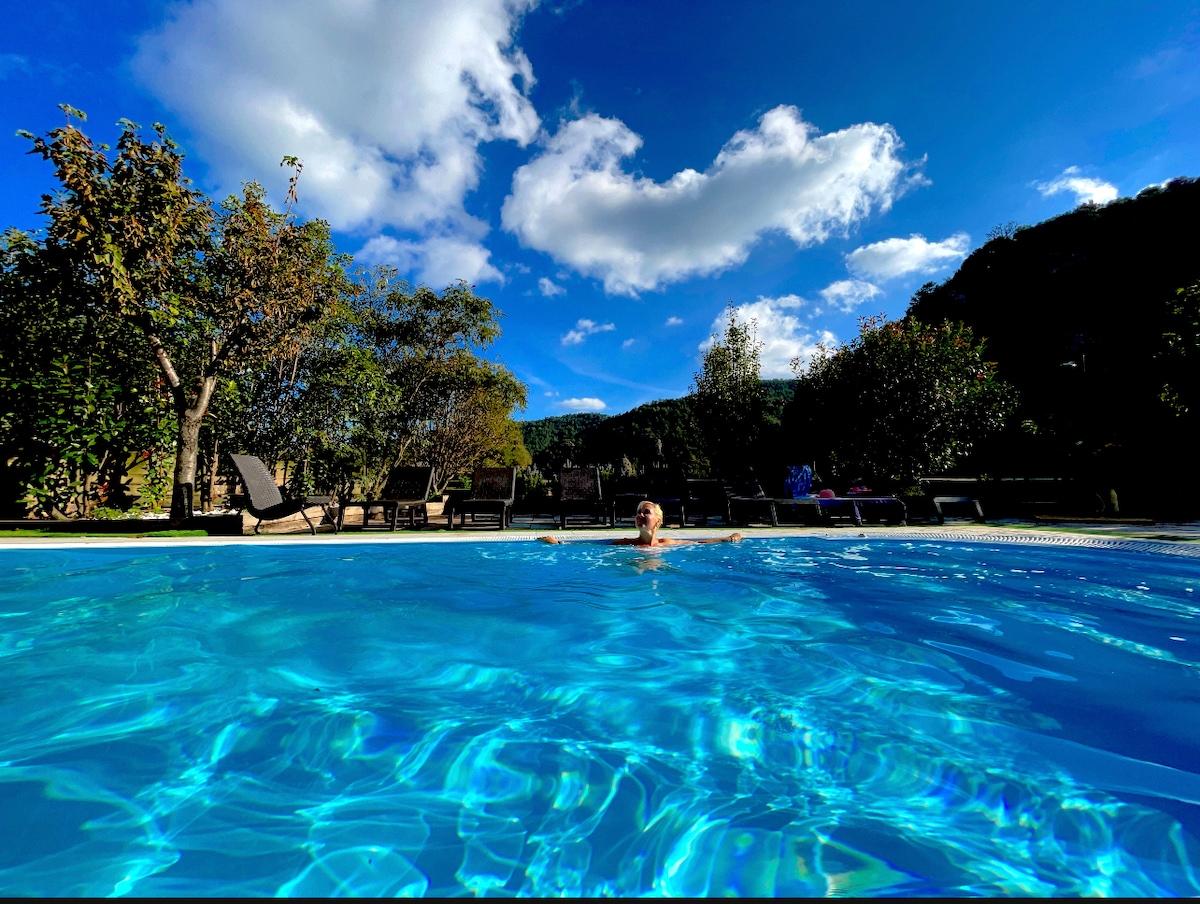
[520,379,793,475]
[906,175,1200,509]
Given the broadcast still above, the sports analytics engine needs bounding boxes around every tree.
[691,304,765,476]
[787,315,1018,485]
[1159,280,1200,417]
[412,357,529,493]
[216,271,522,501]
[0,228,174,517]
[22,109,351,522]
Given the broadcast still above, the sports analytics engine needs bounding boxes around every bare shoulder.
[610,537,639,546]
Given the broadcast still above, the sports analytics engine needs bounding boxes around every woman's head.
[634,500,663,532]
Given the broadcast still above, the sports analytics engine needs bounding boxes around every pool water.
[2,536,1199,896]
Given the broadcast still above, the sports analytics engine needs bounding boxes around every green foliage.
[691,304,765,476]
[1159,280,1200,416]
[520,398,706,476]
[906,176,1200,483]
[17,110,352,521]
[520,413,609,468]
[212,269,523,500]
[788,315,1018,483]
[6,109,526,520]
[0,227,175,517]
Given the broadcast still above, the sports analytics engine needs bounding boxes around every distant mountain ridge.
[520,379,793,473]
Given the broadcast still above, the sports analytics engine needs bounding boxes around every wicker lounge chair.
[557,466,612,529]
[447,467,516,530]
[339,466,435,531]
[229,453,338,535]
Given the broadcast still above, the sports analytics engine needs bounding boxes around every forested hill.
[906,175,1200,488]
[520,379,793,473]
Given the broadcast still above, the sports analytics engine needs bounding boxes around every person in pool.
[541,500,743,547]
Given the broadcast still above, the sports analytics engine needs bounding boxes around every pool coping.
[3,524,1200,557]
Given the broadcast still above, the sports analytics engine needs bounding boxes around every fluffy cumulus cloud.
[561,397,606,411]
[133,0,540,286]
[360,233,502,286]
[701,295,836,378]
[846,232,969,281]
[538,277,566,297]
[1036,167,1119,206]
[819,279,882,312]
[502,105,918,295]
[561,318,616,346]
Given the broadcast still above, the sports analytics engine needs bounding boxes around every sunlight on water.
[1,538,1199,895]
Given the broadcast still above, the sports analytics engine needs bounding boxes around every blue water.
[1,536,1199,896]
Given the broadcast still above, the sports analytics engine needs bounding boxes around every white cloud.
[700,295,834,378]
[846,232,969,281]
[819,280,882,312]
[538,277,566,297]
[622,338,636,349]
[561,318,616,346]
[359,233,501,287]
[1036,166,1119,206]
[133,0,540,283]
[0,53,30,77]
[561,397,606,411]
[664,316,683,326]
[502,105,917,295]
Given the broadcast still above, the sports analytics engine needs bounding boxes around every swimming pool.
[1,534,1199,895]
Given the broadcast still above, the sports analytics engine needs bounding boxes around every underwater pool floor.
[2,533,1199,896]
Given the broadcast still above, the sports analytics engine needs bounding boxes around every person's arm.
[694,532,744,544]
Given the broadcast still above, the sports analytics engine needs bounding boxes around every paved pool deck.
[4,517,1200,554]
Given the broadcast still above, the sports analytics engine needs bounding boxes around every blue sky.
[3,1,1198,420]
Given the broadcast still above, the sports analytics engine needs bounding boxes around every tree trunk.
[169,410,203,525]
[204,436,219,513]
[168,374,218,526]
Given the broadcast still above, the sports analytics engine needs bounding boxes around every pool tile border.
[3,525,1200,557]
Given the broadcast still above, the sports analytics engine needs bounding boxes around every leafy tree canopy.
[787,315,1018,485]
[691,304,765,477]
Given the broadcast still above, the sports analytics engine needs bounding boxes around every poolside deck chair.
[684,478,731,526]
[611,471,687,527]
[339,466,435,531]
[728,478,778,526]
[931,495,985,524]
[229,453,338,535]
[447,467,516,530]
[557,466,612,529]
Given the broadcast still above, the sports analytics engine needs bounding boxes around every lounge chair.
[611,471,686,527]
[684,478,731,526]
[931,495,985,524]
[229,453,338,535]
[339,466,435,531]
[557,466,612,529]
[447,467,516,530]
[728,478,779,526]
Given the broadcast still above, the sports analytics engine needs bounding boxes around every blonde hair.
[636,500,663,522]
